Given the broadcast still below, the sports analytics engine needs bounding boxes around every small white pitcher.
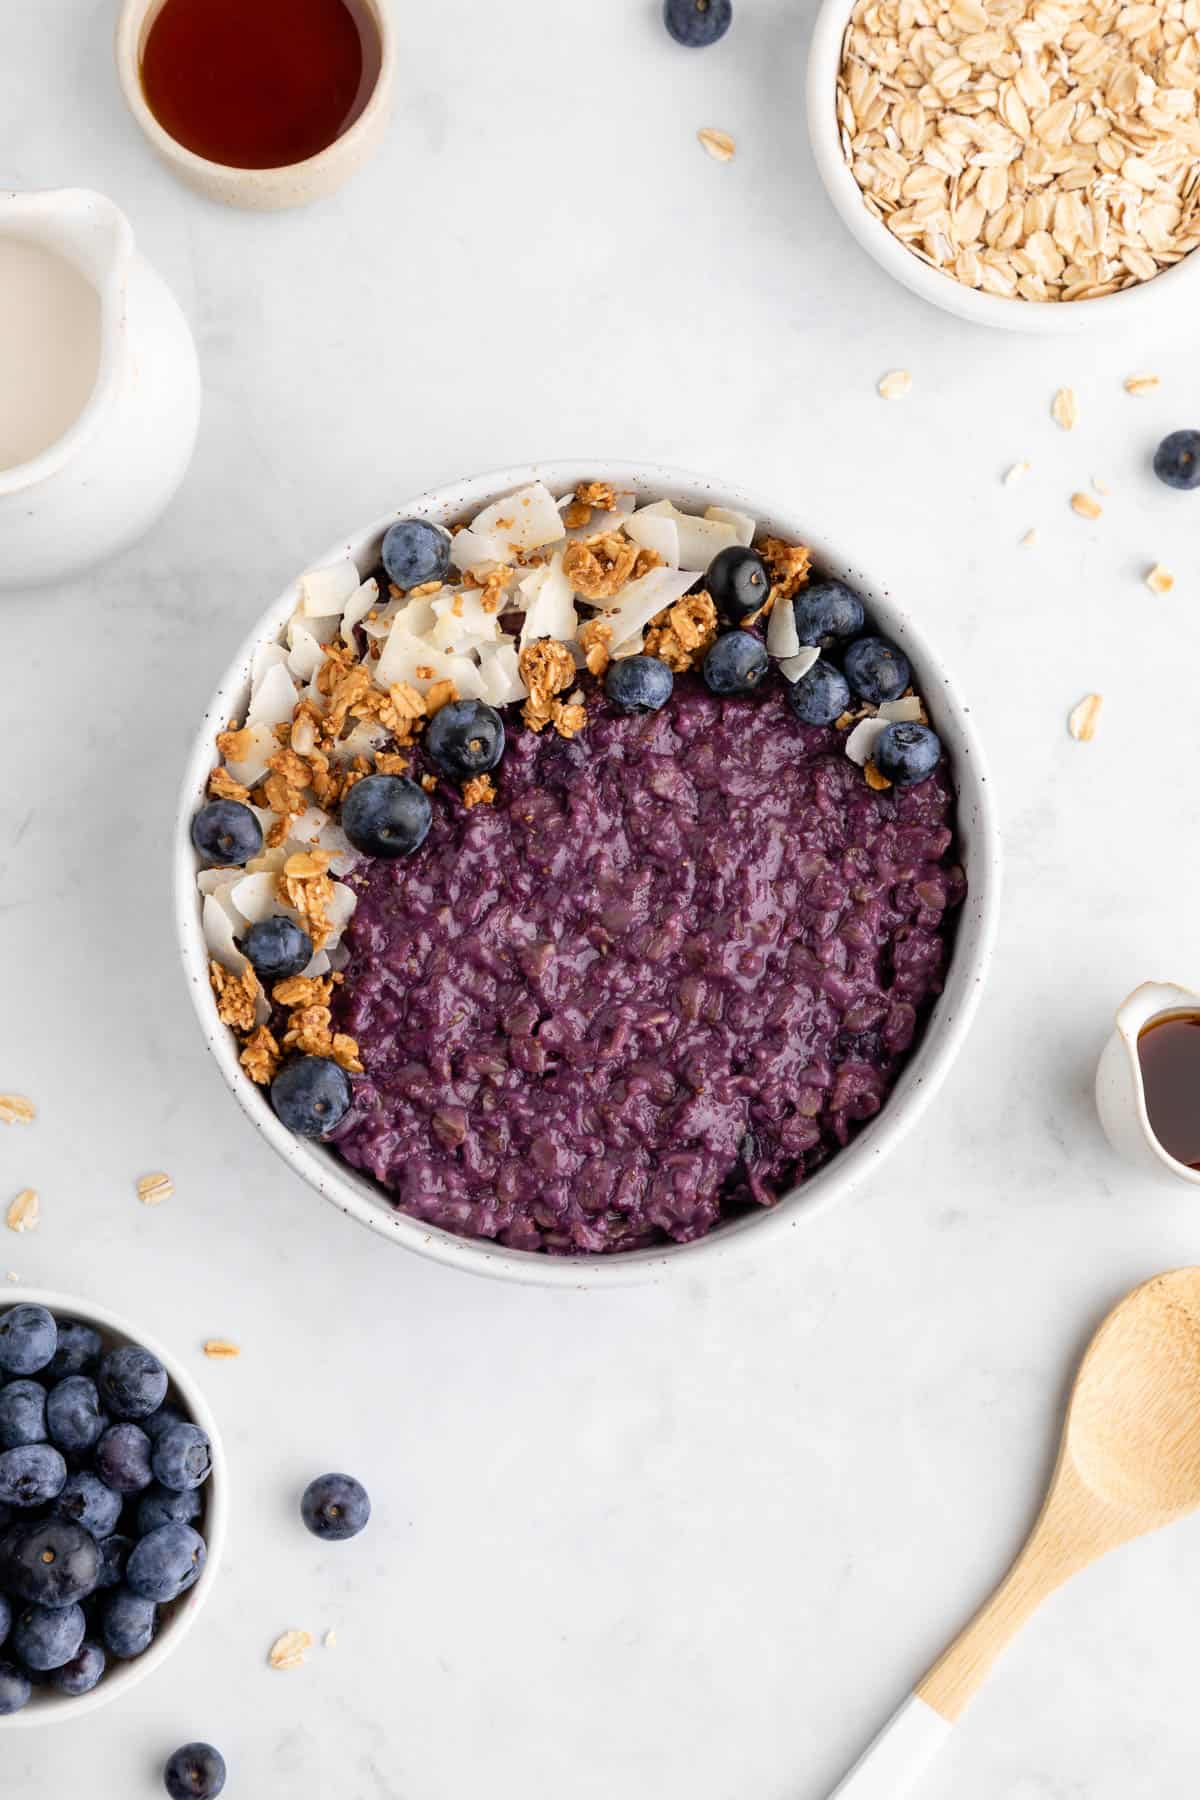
[0,188,200,588]
[1095,981,1200,1186]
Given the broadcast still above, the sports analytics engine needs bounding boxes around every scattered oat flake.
[137,1172,173,1206]
[1004,462,1031,486]
[203,1339,240,1359]
[697,128,735,162]
[1146,564,1175,595]
[878,369,912,400]
[6,1190,39,1234]
[1071,492,1102,520]
[1020,529,1039,548]
[5,1272,19,1284]
[1092,476,1111,496]
[268,1630,312,1670]
[324,1629,338,1649]
[1068,694,1103,741]
[0,1096,35,1126]
[1052,389,1078,431]
[1124,375,1160,396]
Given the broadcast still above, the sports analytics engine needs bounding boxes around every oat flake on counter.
[6,1189,39,1233]
[878,368,913,398]
[203,1338,240,1359]
[1069,692,1104,738]
[1071,491,1103,517]
[137,1172,173,1206]
[1124,373,1161,394]
[1146,562,1175,592]
[0,1096,35,1126]
[269,1630,312,1670]
[697,127,735,161]
[1052,388,1078,431]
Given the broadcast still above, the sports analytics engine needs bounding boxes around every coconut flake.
[340,578,379,645]
[331,720,390,765]
[230,872,282,926]
[704,505,755,547]
[225,721,278,788]
[520,553,578,645]
[600,566,704,648]
[469,483,564,556]
[611,633,645,660]
[248,660,301,731]
[845,716,891,766]
[776,647,821,684]
[635,500,736,570]
[287,621,328,683]
[203,894,247,972]
[476,641,527,706]
[878,695,924,723]
[766,596,800,659]
[623,510,680,566]
[298,559,360,619]
[251,641,290,689]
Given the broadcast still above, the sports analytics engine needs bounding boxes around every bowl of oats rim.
[807,0,1200,331]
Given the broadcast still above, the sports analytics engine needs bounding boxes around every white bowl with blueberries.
[175,460,1001,1287]
[0,1292,225,1725]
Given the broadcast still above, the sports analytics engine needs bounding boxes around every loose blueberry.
[138,1483,202,1536]
[270,1056,353,1140]
[1153,428,1200,491]
[190,799,263,868]
[381,518,451,591]
[242,915,314,983]
[164,1742,228,1800]
[702,631,770,696]
[151,1422,213,1494]
[0,1661,30,1715]
[46,1375,106,1455]
[98,1346,169,1421]
[0,1380,47,1449]
[126,1523,206,1603]
[785,659,851,726]
[142,1404,186,1445]
[0,1592,8,1648]
[425,700,506,781]
[0,1443,67,1508]
[663,0,732,47]
[341,773,432,858]
[792,580,866,649]
[94,1424,153,1495]
[12,1600,86,1672]
[47,1322,102,1381]
[95,1533,133,1590]
[843,635,911,704]
[0,1305,57,1375]
[705,546,769,623]
[100,1586,157,1659]
[604,655,674,714]
[301,1472,371,1542]
[55,1470,122,1541]
[0,1515,98,1607]
[50,1639,106,1697]
[874,721,943,786]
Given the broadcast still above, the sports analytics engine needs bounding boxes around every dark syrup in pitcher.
[1137,1012,1200,1170]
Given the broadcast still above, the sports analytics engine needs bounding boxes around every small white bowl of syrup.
[1096,982,1200,1189]
[114,0,394,210]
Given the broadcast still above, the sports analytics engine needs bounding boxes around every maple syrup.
[140,0,381,171]
[1137,1011,1200,1170]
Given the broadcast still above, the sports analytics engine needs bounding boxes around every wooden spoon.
[826,1268,1200,1798]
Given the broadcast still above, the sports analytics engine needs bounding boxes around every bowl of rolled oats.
[174,461,999,1286]
[808,0,1200,328]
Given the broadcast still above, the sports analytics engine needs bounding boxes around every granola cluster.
[518,639,586,735]
[642,591,719,672]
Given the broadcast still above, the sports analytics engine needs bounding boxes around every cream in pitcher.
[0,236,102,472]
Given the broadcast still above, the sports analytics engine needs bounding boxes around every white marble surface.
[4,0,1200,1794]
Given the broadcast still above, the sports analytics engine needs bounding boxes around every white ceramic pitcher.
[1095,981,1200,1187]
[0,188,200,588]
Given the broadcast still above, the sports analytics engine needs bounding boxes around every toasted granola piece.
[331,1033,364,1074]
[519,639,578,732]
[643,591,718,672]
[760,536,812,611]
[562,531,639,601]
[373,750,411,777]
[462,773,497,808]
[272,974,334,1010]
[578,617,613,678]
[240,1026,280,1085]
[464,564,516,614]
[277,856,336,950]
[562,499,590,529]
[208,765,250,804]
[424,679,459,716]
[282,1004,335,1058]
[215,724,255,763]
[210,960,260,1035]
[553,698,587,740]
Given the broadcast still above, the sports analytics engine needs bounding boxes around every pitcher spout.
[1115,981,1200,1045]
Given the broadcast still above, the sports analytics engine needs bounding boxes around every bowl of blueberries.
[0,1291,225,1723]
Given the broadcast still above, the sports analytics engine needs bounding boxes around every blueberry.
[98,1346,168,1421]
[142,1404,185,1444]
[12,1600,86,1672]
[0,1304,57,1375]
[425,700,506,781]
[604,655,674,714]
[50,1639,106,1697]
[242,916,313,983]
[381,518,451,590]
[0,1380,47,1448]
[0,1592,8,1647]
[0,1443,66,1507]
[138,1483,202,1535]
[793,579,866,649]
[126,1523,206,1604]
[55,1470,122,1540]
[874,721,943,786]
[341,773,432,858]
[164,1742,228,1800]
[2,1515,99,1606]
[191,799,263,868]
[663,0,732,47]
[301,1472,371,1542]
[843,635,910,704]
[270,1056,353,1140]
[0,1661,30,1715]
[705,546,769,623]
[47,1375,106,1455]
[1153,428,1200,490]
[47,1322,102,1381]
[95,1533,133,1590]
[151,1422,213,1493]
[94,1424,153,1495]
[702,631,770,696]
[788,659,851,726]
[100,1586,157,1659]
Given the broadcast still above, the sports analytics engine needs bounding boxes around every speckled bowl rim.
[173,459,1001,1288]
[0,1288,227,1727]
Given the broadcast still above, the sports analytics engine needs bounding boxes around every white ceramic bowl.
[0,1289,226,1727]
[174,460,1000,1287]
[806,0,1199,333]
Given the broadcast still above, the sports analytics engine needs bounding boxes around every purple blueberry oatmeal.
[192,479,965,1254]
